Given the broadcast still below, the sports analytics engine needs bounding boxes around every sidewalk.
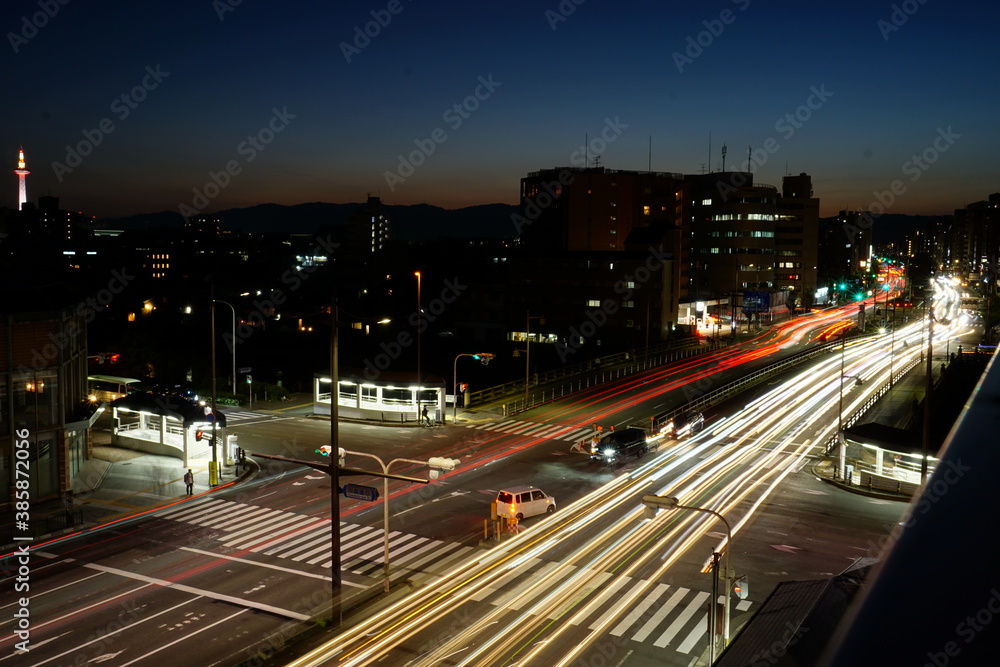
[1,438,255,553]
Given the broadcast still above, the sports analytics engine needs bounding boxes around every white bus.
[88,375,142,402]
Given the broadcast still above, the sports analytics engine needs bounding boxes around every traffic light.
[195,430,204,441]
[733,576,748,600]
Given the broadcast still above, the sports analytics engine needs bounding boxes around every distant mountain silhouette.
[98,202,520,240]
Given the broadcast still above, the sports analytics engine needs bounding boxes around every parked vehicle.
[590,427,650,464]
[495,486,556,520]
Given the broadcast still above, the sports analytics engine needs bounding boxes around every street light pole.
[525,311,531,405]
[330,292,342,626]
[922,298,934,483]
[341,450,457,592]
[213,299,237,395]
[642,495,732,662]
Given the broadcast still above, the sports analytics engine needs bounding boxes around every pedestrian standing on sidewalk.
[63,490,75,526]
[184,469,195,495]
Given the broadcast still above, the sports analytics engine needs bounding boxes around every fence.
[484,340,721,416]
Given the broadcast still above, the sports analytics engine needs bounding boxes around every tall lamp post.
[642,495,733,664]
[213,299,237,395]
[343,450,458,592]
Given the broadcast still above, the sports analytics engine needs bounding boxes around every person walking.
[421,405,430,426]
[184,469,195,495]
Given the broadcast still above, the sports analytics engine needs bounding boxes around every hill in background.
[98,202,520,241]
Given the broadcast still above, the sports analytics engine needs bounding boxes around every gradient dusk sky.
[2,0,996,221]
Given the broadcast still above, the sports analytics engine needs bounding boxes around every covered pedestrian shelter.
[108,392,229,467]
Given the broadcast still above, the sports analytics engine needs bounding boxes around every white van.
[495,486,556,520]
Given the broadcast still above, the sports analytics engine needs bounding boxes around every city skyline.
[3,0,997,221]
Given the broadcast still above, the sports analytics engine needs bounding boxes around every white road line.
[631,587,685,642]
[82,563,310,621]
[176,547,367,586]
[493,421,530,433]
[586,576,635,630]
[470,558,542,602]
[677,611,709,654]
[547,570,611,620]
[261,524,331,556]
[610,582,670,637]
[227,515,318,550]
[0,571,104,613]
[23,597,198,667]
[0,581,153,638]
[654,591,708,648]
[116,608,251,667]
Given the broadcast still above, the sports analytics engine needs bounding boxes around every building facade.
[1,301,91,507]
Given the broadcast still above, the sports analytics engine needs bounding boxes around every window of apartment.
[625,281,635,288]
[778,262,802,269]
[701,198,712,205]
[622,301,635,308]
[587,299,601,307]
[625,320,635,327]
[643,205,651,216]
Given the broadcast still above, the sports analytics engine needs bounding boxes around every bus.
[87,375,142,402]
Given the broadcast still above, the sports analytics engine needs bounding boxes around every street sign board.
[742,291,770,314]
[342,483,379,502]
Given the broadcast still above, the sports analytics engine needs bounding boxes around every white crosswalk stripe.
[157,500,751,652]
[467,559,753,653]
[465,420,592,442]
[157,499,482,578]
[219,409,285,424]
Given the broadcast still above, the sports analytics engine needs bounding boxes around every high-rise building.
[14,147,29,210]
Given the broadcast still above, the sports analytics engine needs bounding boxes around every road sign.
[239,367,252,373]
[342,483,379,502]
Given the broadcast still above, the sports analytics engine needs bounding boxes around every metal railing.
[492,340,722,416]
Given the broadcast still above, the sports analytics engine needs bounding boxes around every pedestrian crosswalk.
[156,498,478,578]
[457,557,754,654]
[158,497,753,654]
[465,420,595,443]
[220,410,286,425]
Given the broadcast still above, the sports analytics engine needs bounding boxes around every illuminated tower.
[14,147,29,210]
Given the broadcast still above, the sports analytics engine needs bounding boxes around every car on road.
[675,411,705,437]
[495,486,556,520]
[590,427,650,465]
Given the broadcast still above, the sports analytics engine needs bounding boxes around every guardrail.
[820,354,926,456]
[648,337,851,434]
[491,340,724,416]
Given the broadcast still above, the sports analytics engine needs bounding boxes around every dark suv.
[590,428,649,464]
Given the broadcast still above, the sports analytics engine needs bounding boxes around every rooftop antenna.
[700,163,707,174]
[747,145,752,174]
[708,132,712,173]
[722,144,727,172]
[648,136,652,173]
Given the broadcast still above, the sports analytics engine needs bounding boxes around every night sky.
[2,0,996,221]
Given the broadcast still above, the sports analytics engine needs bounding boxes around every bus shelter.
[313,372,445,423]
[108,393,230,467]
